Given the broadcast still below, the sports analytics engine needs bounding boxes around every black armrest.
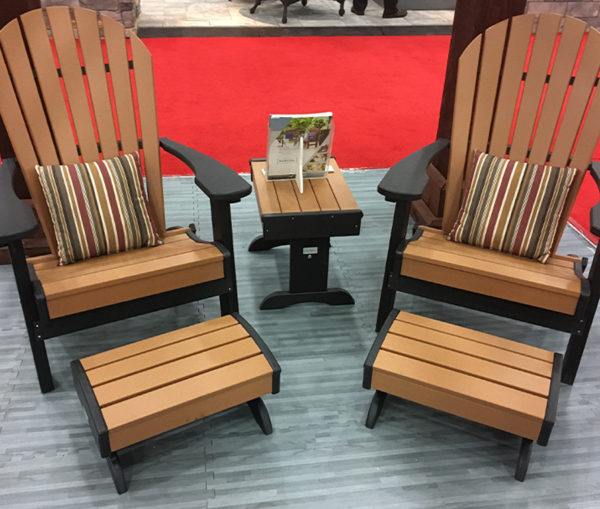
[159,138,252,203]
[377,138,450,202]
[589,162,600,237]
[0,158,37,247]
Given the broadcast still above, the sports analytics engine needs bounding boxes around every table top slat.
[273,180,301,213]
[328,165,360,210]
[292,181,320,211]
[251,161,281,215]
[308,178,340,211]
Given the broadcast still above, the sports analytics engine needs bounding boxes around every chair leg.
[514,438,533,482]
[562,327,590,385]
[247,397,273,435]
[219,291,237,316]
[376,287,396,332]
[365,390,387,429]
[107,452,128,494]
[29,334,54,393]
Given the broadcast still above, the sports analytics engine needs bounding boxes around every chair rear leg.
[376,286,395,332]
[562,327,590,385]
[219,290,238,316]
[365,390,387,429]
[29,333,54,393]
[248,397,273,435]
[514,438,533,481]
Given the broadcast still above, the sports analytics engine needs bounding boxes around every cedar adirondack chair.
[376,13,600,385]
[0,6,251,393]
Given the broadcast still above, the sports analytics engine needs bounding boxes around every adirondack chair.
[375,13,600,385]
[0,6,251,393]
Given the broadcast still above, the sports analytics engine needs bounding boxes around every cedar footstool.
[363,310,561,481]
[72,313,280,494]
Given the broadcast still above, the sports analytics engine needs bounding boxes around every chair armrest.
[589,162,600,237]
[0,159,37,247]
[159,138,252,203]
[377,138,450,202]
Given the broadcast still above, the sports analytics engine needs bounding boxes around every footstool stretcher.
[363,310,561,481]
[72,313,280,493]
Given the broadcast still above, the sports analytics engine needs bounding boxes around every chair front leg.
[376,201,411,331]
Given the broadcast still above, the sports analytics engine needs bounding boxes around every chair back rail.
[442,13,600,254]
[0,6,166,257]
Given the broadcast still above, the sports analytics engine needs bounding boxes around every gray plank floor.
[1,170,599,508]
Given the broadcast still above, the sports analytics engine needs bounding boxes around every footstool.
[72,313,280,494]
[363,310,561,481]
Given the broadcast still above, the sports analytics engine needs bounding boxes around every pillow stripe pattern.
[36,152,161,265]
[448,150,577,263]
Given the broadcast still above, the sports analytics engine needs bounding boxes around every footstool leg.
[365,390,387,429]
[107,452,128,494]
[248,397,273,435]
[514,438,533,482]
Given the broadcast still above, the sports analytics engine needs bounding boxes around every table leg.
[259,237,355,309]
[248,235,290,252]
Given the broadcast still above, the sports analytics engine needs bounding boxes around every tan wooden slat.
[372,353,544,440]
[528,17,587,164]
[103,356,273,451]
[470,19,509,155]
[43,246,223,299]
[414,235,578,280]
[273,180,301,213]
[94,339,261,407]
[20,9,79,164]
[80,315,239,370]
[130,33,165,234]
[251,161,281,215]
[401,254,579,314]
[86,324,250,386]
[73,8,119,158]
[327,162,360,211]
[309,178,340,211]
[395,312,555,362]
[34,238,213,283]
[443,35,482,233]
[390,321,553,373]
[549,29,600,168]
[101,15,138,155]
[46,6,100,162]
[0,20,58,164]
[509,13,562,162]
[570,73,600,171]
[47,260,223,318]
[488,14,535,156]
[381,334,550,397]
[292,180,320,211]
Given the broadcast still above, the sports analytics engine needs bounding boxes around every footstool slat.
[73,313,280,493]
[80,315,239,370]
[364,309,562,481]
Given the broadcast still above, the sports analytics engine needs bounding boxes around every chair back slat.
[0,21,58,164]
[0,6,168,257]
[46,7,100,162]
[102,16,139,155]
[443,13,600,257]
[442,36,481,233]
[20,9,80,164]
[469,20,508,158]
[508,14,562,162]
[130,34,165,234]
[488,14,535,156]
[528,17,587,164]
[73,7,119,159]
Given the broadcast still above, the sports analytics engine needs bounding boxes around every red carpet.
[146,36,450,175]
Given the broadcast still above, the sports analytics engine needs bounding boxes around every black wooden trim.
[363,309,400,389]
[262,209,362,240]
[232,312,281,394]
[537,353,563,446]
[71,360,111,458]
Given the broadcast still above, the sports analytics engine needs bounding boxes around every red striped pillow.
[36,152,161,266]
[448,150,577,263]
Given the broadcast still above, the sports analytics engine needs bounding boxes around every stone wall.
[41,0,140,29]
[526,1,600,28]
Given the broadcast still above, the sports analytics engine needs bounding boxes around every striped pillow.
[448,150,577,263]
[36,152,161,266]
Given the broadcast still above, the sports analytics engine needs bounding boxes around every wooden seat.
[29,229,224,319]
[375,13,600,385]
[364,310,561,481]
[402,227,581,315]
[72,313,280,494]
[0,6,251,392]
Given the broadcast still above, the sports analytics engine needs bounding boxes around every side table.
[249,158,362,309]
[249,0,346,24]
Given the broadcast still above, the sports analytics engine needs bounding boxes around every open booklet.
[266,112,334,193]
